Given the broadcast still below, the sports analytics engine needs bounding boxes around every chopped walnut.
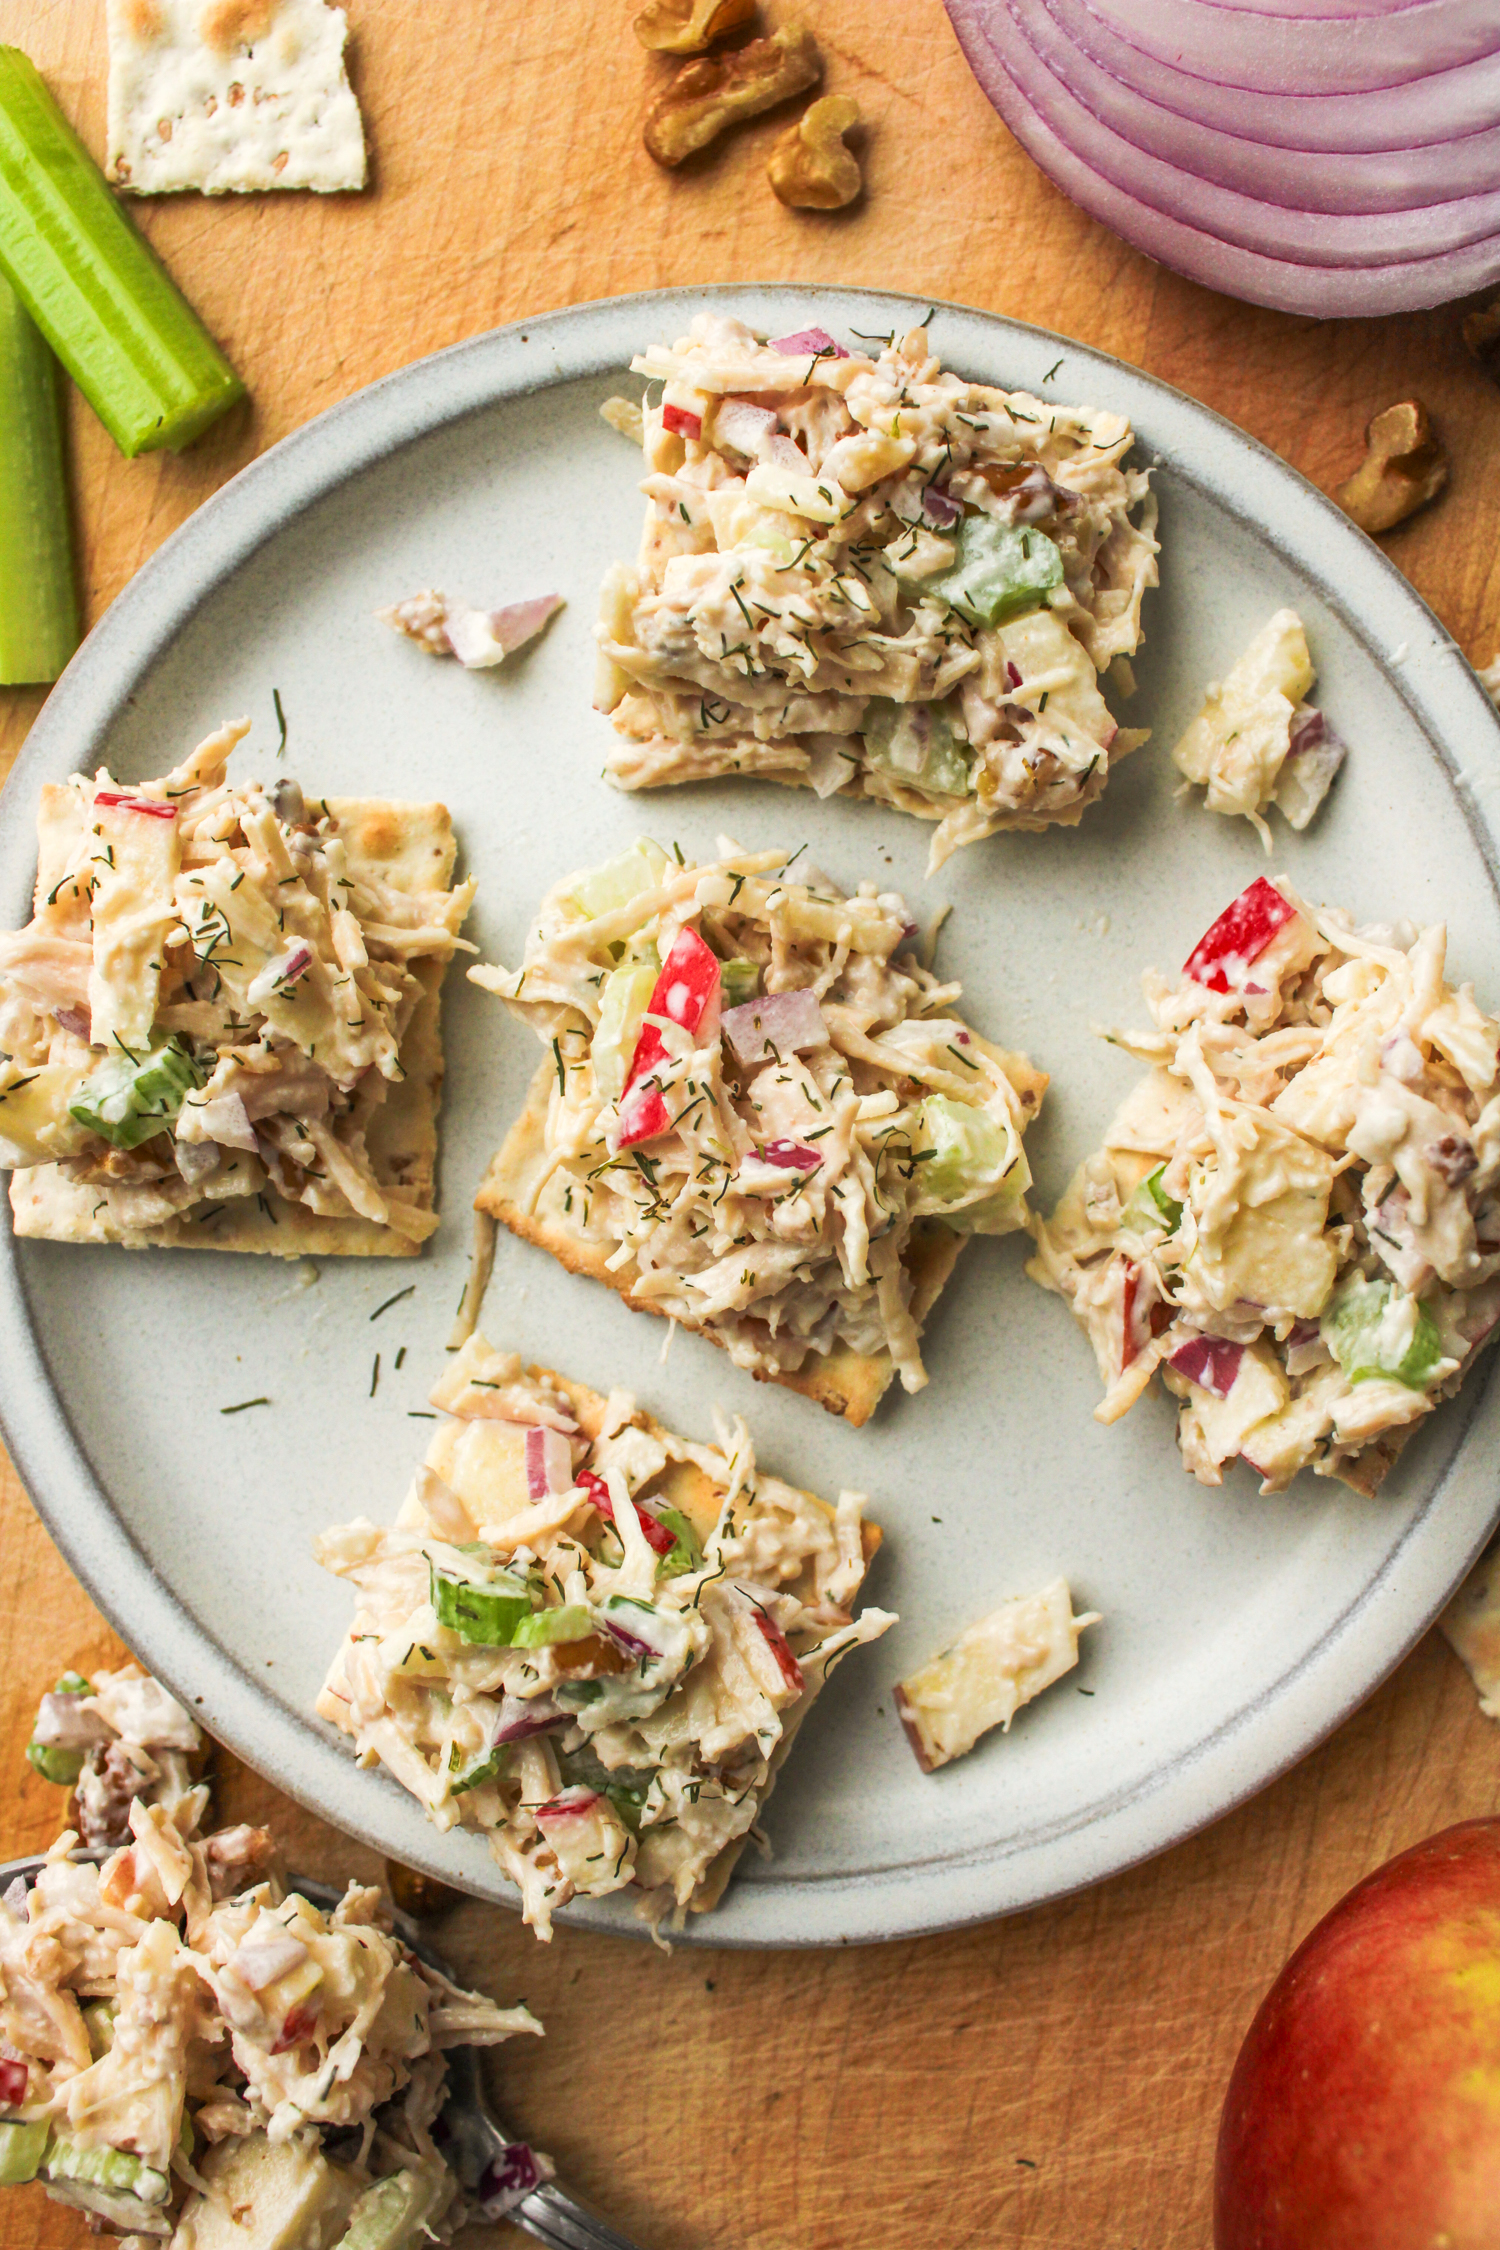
[634,0,756,53]
[768,93,861,210]
[644,23,821,168]
[1333,399,1448,536]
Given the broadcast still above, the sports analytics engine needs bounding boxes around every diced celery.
[0,2119,49,2185]
[1124,1163,1183,1236]
[83,2001,115,2058]
[919,1095,1019,1207]
[43,2134,171,2231]
[26,1739,84,1786]
[862,698,973,798]
[719,958,761,1008]
[333,2165,449,2250]
[922,517,1063,628]
[1322,1273,1443,1390]
[0,48,245,456]
[428,1562,533,1647]
[510,1603,594,1648]
[448,1745,502,1796]
[652,1507,703,1580]
[54,1671,92,1695]
[0,273,77,684]
[568,839,671,921]
[69,1035,203,1149]
[591,955,659,1100]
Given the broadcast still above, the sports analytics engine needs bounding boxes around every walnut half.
[1333,399,1448,536]
[644,22,821,168]
[768,93,862,210]
[634,0,757,53]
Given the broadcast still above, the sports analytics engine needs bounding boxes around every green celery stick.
[0,47,244,456]
[0,271,77,682]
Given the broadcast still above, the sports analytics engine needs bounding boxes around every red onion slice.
[535,1786,602,1822]
[1044,0,1500,152]
[714,397,780,456]
[525,1425,574,1499]
[945,0,1500,314]
[492,1695,567,1745]
[722,987,829,1064]
[1076,0,1500,96]
[478,2144,551,2216]
[231,1933,310,1991]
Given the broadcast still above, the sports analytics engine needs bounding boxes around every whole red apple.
[1215,1819,1500,2250]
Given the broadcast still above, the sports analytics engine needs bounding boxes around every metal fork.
[0,1850,646,2250]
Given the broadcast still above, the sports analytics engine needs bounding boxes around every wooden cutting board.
[3,5,1499,2243]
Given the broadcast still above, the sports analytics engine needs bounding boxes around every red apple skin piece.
[1215,1819,1500,2250]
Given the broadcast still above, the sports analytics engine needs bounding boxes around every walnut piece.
[1333,399,1448,536]
[644,23,821,168]
[768,93,861,210]
[634,0,757,54]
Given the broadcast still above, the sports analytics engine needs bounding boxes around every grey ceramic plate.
[3,287,1499,1948]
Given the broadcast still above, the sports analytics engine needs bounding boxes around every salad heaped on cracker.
[468,837,1046,1422]
[0,722,474,1254]
[315,1336,894,1939]
[597,315,1157,869]
[4,1664,542,2246]
[1029,876,1500,1495]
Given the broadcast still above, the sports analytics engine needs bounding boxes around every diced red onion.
[246,944,312,1009]
[1184,877,1298,994]
[943,0,1500,318]
[714,397,780,457]
[492,1695,567,1746]
[662,403,702,439]
[768,327,848,358]
[1169,1335,1244,1399]
[765,431,813,473]
[32,1691,112,1751]
[922,484,962,527]
[1275,708,1346,831]
[230,1933,309,1991]
[753,1608,805,1694]
[93,791,176,821]
[1006,661,1023,689]
[535,1786,601,1823]
[446,594,563,670]
[53,1005,91,1038]
[0,2059,27,2107]
[722,986,829,1064]
[525,1425,574,1499]
[759,1139,823,1172]
[578,1468,675,1559]
[478,2143,551,2216]
[600,1611,659,1663]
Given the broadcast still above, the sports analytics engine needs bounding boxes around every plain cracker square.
[474,1060,964,1426]
[106,0,367,195]
[9,795,461,1260]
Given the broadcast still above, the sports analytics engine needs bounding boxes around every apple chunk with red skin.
[1215,1819,1500,2250]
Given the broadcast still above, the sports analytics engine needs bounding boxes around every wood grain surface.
[3,5,1500,2245]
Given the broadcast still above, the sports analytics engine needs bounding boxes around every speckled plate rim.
[3,285,1499,1948]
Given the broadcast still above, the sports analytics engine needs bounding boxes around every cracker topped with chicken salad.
[0,721,474,1255]
[469,836,1046,1422]
[597,313,1157,869]
[316,1335,894,1939]
[1029,875,1500,1495]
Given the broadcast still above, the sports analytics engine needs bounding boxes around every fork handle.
[513,2181,649,2250]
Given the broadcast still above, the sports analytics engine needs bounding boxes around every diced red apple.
[1184,877,1298,995]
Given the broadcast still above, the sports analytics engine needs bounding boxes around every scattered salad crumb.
[1440,1539,1500,1719]
[1171,608,1345,847]
[379,590,563,670]
[9,1663,544,2244]
[105,0,368,196]
[315,1335,894,1939]
[0,724,474,1255]
[596,313,1156,870]
[1030,875,1500,1495]
[468,835,1046,1420]
[894,1580,1100,1772]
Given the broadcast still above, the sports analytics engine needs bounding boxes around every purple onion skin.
[491,1698,567,1746]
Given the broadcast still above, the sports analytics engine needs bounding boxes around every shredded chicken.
[598,313,1158,869]
[1029,875,1500,1495]
[316,1338,895,1940]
